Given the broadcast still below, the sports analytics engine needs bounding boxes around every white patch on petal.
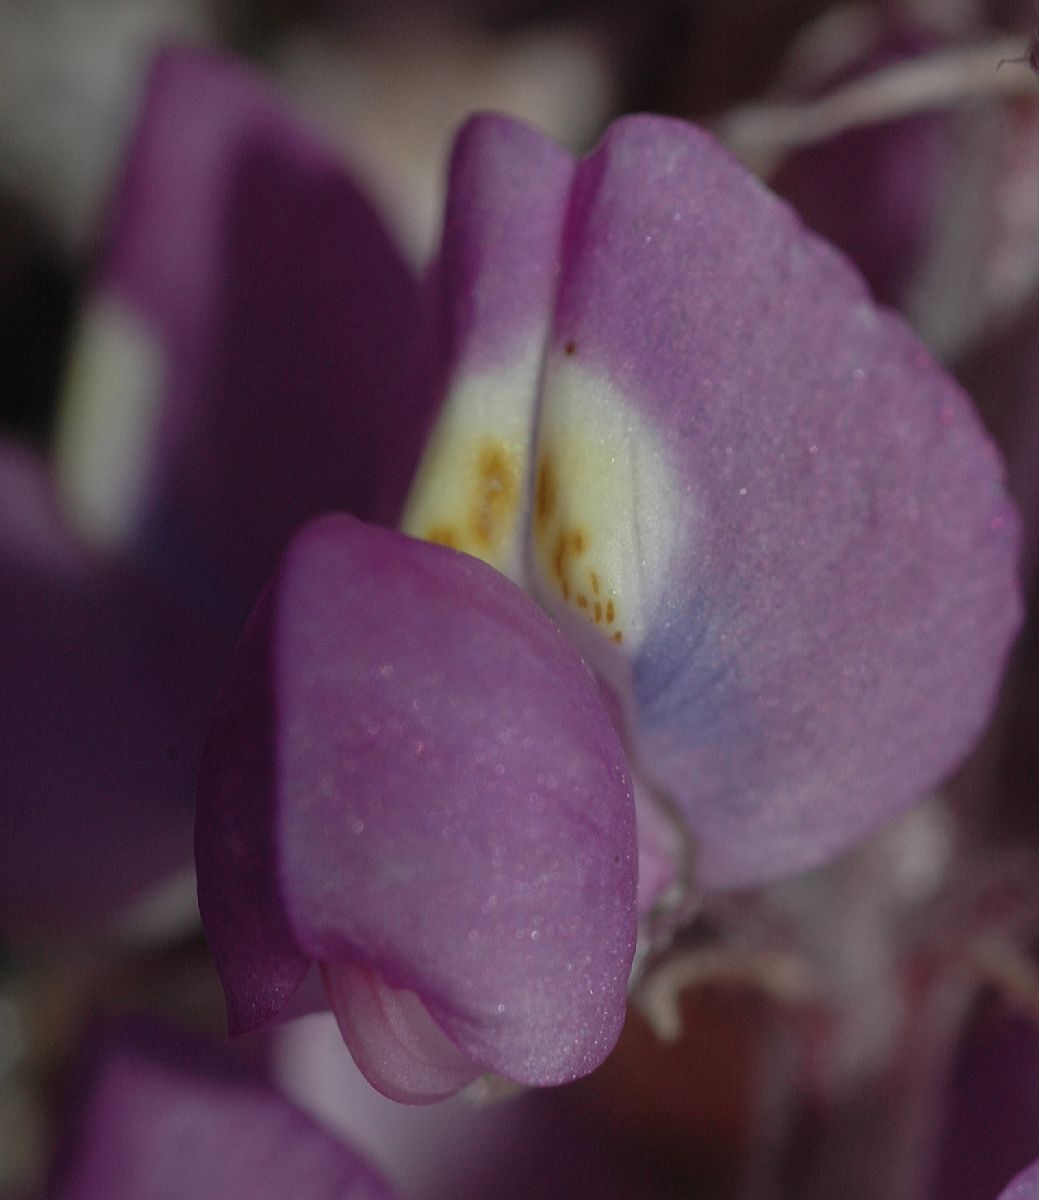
[54,296,164,550]
[531,357,683,656]
[400,348,541,580]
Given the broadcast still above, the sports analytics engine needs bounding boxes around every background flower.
[0,46,421,938]
[46,1018,401,1200]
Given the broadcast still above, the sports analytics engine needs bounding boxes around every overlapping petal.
[196,515,636,1093]
[56,45,422,624]
[409,112,1021,889]
[48,1020,400,1200]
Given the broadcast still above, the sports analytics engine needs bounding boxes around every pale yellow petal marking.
[54,296,164,550]
[401,352,540,580]
[532,357,684,653]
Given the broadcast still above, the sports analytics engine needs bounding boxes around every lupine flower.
[195,65,1022,1101]
[0,47,422,937]
[46,1018,401,1200]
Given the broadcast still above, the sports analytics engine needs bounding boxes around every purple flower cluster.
[4,22,1039,1200]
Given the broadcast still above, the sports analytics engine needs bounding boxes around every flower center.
[400,348,684,660]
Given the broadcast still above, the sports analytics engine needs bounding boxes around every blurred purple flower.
[194,82,1022,1099]
[0,47,422,937]
[46,1018,400,1200]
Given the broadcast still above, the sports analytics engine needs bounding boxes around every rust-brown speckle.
[612,630,623,644]
[470,443,517,552]
[426,525,458,549]
[535,453,556,532]
[534,444,625,646]
[553,531,568,587]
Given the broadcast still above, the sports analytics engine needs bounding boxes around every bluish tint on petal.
[406,112,1020,888]
[47,1019,400,1200]
[56,45,422,625]
[196,515,636,1093]
[0,445,225,936]
[423,113,1019,887]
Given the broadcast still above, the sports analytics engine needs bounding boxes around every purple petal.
[519,114,1021,886]
[430,114,574,373]
[400,115,574,581]
[196,515,636,1091]
[1000,1162,1039,1200]
[0,445,226,935]
[48,1020,400,1200]
[56,45,422,623]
